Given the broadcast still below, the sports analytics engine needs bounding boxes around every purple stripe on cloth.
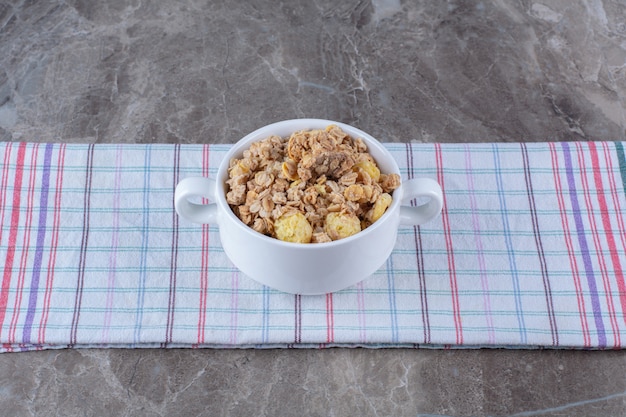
[70,144,95,346]
[561,142,607,348]
[521,143,558,346]
[415,227,430,344]
[22,143,53,344]
[294,294,302,344]
[165,144,181,346]
[407,143,431,344]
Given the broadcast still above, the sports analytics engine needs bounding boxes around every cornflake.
[225,125,401,243]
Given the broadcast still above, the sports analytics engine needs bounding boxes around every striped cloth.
[1,141,625,352]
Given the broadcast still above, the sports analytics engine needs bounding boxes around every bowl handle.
[399,178,443,226]
[174,177,218,224]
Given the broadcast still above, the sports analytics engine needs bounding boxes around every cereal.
[354,155,381,183]
[225,125,401,243]
[344,184,364,202]
[367,192,393,223]
[324,212,361,240]
[274,212,313,243]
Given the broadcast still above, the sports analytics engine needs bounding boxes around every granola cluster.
[225,125,401,243]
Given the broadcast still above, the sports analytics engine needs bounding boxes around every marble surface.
[1,0,626,415]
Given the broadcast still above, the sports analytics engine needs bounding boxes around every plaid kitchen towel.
[1,141,625,352]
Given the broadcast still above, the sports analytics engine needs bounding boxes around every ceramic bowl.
[174,119,443,294]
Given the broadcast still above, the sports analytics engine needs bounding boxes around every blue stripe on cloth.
[492,143,527,344]
[386,254,399,344]
[262,285,270,344]
[134,146,152,344]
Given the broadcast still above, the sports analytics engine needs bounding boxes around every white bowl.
[175,119,443,294]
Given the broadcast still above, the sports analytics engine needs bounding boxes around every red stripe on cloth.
[549,143,591,347]
[198,231,209,345]
[0,143,11,351]
[576,143,621,347]
[39,144,65,344]
[326,293,334,343]
[602,142,626,325]
[197,144,210,344]
[9,144,40,344]
[604,143,626,270]
[0,142,27,342]
[435,143,463,345]
[589,142,626,325]
[0,143,14,249]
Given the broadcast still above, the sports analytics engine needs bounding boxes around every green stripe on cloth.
[616,142,626,197]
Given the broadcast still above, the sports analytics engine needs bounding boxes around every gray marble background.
[2,0,625,145]
[1,0,626,416]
